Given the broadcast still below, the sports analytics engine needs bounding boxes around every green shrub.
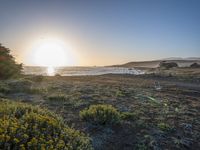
[48,94,67,102]
[8,79,33,93]
[157,122,171,131]
[0,99,93,150]
[120,112,137,121]
[136,143,148,150]
[31,75,44,82]
[80,104,120,125]
[55,73,61,77]
[0,83,10,94]
[27,87,48,95]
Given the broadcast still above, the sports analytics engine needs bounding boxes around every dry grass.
[0,70,200,149]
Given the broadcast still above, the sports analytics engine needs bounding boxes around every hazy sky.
[0,0,200,66]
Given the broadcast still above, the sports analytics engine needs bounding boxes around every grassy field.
[0,68,200,150]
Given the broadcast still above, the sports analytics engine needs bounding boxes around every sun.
[33,39,68,67]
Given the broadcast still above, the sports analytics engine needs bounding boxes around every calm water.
[23,66,144,76]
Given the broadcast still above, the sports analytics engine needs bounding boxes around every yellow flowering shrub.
[0,99,93,150]
[80,104,121,125]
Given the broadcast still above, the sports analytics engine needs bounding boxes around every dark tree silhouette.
[0,44,22,79]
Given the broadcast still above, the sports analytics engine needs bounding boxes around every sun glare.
[33,39,70,67]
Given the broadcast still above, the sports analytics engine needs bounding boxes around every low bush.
[7,79,33,93]
[190,63,200,68]
[80,104,120,125]
[159,61,178,69]
[31,75,44,82]
[157,122,172,131]
[0,99,93,150]
[28,87,48,95]
[120,112,137,121]
[55,73,61,77]
[0,83,10,94]
[48,94,67,102]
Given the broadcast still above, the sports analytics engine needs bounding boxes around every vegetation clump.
[31,75,44,82]
[0,99,93,150]
[159,61,178,69]
[7,79,33,92]
[80,104,120,125]
[120,112,137,121]
[0,44,22,79]
[157,122,172,131]
[190,63,200,68]
[48,94,67,102]
[0,82,10,94]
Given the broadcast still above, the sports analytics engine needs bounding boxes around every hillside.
[112,58,200,68]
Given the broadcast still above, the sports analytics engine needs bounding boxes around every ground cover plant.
[0,99,93,150]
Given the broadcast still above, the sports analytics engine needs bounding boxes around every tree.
[0,44,22,79]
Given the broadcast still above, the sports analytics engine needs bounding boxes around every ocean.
[23,66,144,76]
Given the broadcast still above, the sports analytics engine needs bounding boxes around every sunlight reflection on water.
[47,66,55,76]
[24,66,145,76]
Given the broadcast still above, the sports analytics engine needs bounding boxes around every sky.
[0,0,200,66]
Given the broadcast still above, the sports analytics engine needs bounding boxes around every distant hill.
[161,57,200,61]
[111,58,200,68]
